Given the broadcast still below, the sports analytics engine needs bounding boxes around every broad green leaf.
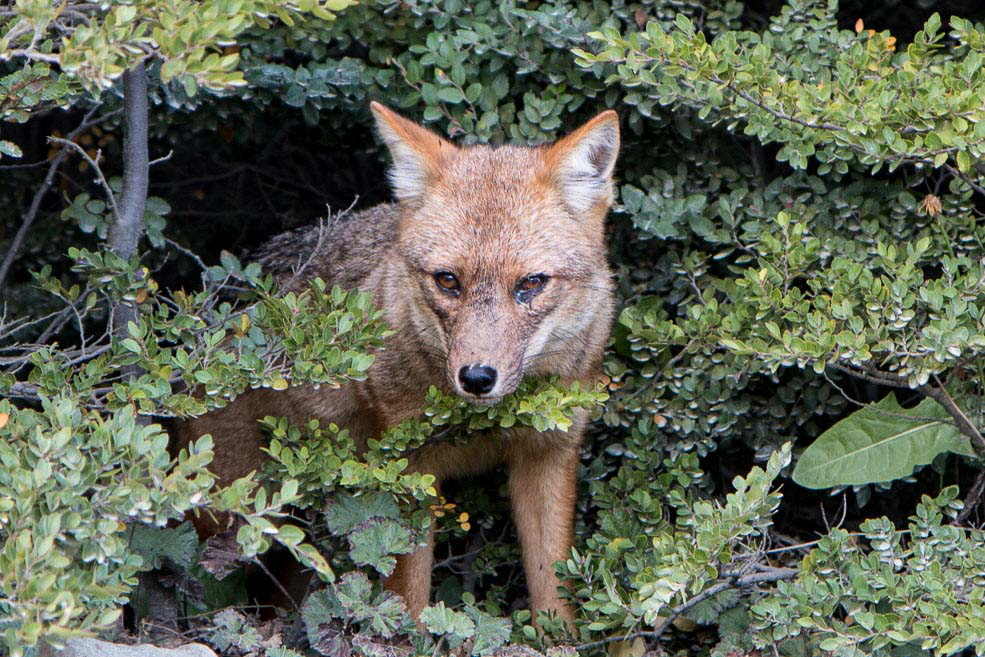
[468,609,511,655]
[420,601,475,641]
[347,516,415,576]
[793,395,975,488]
[956,150,972,173]
[324,491,401,534]
[128,522,198,570]
[335,572,406,637]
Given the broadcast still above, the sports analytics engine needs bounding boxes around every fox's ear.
[370,101,455,202]
[542,110,620,214]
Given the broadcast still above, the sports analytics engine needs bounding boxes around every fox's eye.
[515,274,548,302]
[433,271,461,294]
[518,274,548,291]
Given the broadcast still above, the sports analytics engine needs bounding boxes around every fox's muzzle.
[458,364,498,396]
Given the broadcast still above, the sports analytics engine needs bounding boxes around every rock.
[42,638,218,657]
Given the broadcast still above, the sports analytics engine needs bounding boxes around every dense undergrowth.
[2,0,985,655]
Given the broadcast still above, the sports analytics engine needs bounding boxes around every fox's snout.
[458,364,497,396]
[445,319,524,403]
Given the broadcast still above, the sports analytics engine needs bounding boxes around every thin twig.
[955,469,985,525]
[149,150,173,167]
[0,105,120,293]
[285,200,358,289]
[48,137,120,220]
[823,365,954,425]
[250,556,301,613]
[0,158,51,170]
[943,163,985,196]
[164,237,209,272]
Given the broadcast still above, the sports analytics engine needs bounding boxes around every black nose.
[458,365,497,395]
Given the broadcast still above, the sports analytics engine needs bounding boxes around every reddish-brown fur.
[174,103,619,623]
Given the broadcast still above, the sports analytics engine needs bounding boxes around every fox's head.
[371,102,618,404]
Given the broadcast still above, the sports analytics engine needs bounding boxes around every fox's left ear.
[370,101,456,202]
[542,110,620,215]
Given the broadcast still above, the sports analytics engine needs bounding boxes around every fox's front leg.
[507,431,582,626]
[384,521,434,619]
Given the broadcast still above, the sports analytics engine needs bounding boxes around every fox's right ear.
[370,102,455,202]
[542,110,620,215]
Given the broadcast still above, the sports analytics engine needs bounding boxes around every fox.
[174,102,619,624]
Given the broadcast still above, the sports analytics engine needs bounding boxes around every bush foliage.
[2,0,985,656]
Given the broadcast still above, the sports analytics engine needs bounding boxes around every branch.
[636,52,982,167]
[826,362,912,389]
[1,51,60,63]
[919,379,985,456]
[573,567,799,652]
[944,163,985,197]
[7,382,40,400]
[47,137,119,220]
[956,469,985,525]
[249,557,301,613]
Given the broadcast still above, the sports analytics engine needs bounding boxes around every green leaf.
[0,140,22,158]
[335,572,407,637]
[160,59,182,82]
[347,517,415,576]
[437,86,465,104]
[129,522,198,570]
[468,608,511,655]
[324,492,401,534]
[420,601,475,641]
[792,395,975,488]
[955,150,972,173]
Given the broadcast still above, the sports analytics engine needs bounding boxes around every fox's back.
[250,203,400,292]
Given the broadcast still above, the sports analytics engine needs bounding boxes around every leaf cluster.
[751,487,985,656]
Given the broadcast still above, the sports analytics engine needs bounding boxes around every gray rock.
[42,638,218,657]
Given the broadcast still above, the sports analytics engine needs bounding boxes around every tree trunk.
[110,61,149,344]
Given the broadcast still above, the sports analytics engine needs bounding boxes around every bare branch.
[148,149,173,167]
[249,557,301,613]
[1,51,60,63]
[919,377,985,456]
[827,362,911,389]
[164,238,208,272]
[7,382,40,400]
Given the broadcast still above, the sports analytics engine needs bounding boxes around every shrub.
[2,0,984,655]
